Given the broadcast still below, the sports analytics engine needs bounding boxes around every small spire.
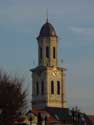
[46,9,48,23]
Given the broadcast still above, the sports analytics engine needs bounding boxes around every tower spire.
[46,9,48,23]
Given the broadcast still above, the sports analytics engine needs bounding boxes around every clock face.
[52,69,57,77]
[52,71,56,76]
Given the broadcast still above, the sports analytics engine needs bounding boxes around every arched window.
[57,81,60,95]
[53,47,56,58]
[40,47,42,59]
[36,81,39,95]
[51,81,54,94]
[46,47,49,58]
[41,81,44,95]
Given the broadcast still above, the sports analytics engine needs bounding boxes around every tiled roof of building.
[32,107,93,125]
[32,107,72,124]
[32,109,58,124]
[88,115,94,124]
[46,107,71,124]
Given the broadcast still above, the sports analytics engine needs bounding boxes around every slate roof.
[46,107,71,124]
[39,22,57,37]
[32,107,93,125]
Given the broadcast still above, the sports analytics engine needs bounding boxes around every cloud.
[67,26,94,44]
[70,27,85,33]
[70,26,94,34]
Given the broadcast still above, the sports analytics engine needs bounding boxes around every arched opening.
[39,47,42,60]
[41,81,44,95]
[46,46,49,58]
[51,81,54,94]
[36,81,39,95]
[53,47,56,58]
[57,81,60,95]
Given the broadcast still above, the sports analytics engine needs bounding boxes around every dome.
[39,22,57,37]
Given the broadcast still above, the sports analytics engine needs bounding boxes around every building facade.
[31,20,66,110]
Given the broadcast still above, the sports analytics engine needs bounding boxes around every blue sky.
[0,0,94,114]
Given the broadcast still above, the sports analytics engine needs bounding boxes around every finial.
[46,9,48,23]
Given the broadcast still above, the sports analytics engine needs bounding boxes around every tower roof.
[39,21,57,37]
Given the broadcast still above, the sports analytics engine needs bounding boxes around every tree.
[0,71,27,125]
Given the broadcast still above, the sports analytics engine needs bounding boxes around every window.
[40,47,42,59]
[36,81,39,95]
[51,81,54,94]
[57,81,60,95]
[41,81,44,95]
[46,47,49,58]
[53,47,56,58]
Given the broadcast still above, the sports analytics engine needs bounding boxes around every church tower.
[30,20,66,110]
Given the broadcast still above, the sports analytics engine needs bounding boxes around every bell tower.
[37,20,58,67]
[30,20,66,110]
